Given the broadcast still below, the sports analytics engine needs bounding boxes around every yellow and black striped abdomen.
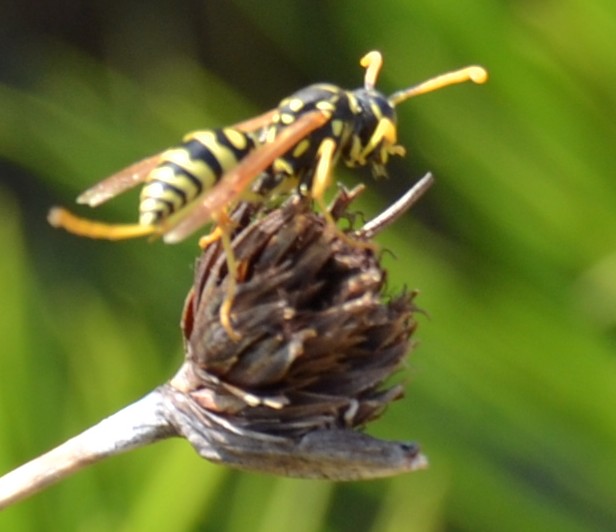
[139,128,256,226]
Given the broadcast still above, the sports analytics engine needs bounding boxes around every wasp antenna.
[360,51,384,90]
[389,65,488,106]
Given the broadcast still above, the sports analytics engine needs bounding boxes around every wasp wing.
[162,110,329,243]
[231,109,277,133]
[76,154,162,207]
[75,109,276,209]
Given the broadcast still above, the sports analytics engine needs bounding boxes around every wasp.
[49,51,487,337]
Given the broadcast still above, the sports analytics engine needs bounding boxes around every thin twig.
[0,390,174,510]
[356,172,434,239]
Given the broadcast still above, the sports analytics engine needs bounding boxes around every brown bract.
[165,187,428,479]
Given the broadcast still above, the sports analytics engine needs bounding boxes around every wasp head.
[344,88,406,178]
[343,51,488,178]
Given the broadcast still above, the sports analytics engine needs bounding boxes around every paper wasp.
[49,51,487,337]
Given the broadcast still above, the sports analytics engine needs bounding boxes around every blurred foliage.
[1,0,615,530]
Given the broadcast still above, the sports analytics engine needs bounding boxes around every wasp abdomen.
[139,128,256,226]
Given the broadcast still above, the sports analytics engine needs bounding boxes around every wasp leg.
[48,207,158,240]
[311,138,341,229]
[311,138,377,250]
[312,138,336,210]
[198,212,241,341]
[217,224,240,341]
[231,109,277,133]
[198,225,224,250]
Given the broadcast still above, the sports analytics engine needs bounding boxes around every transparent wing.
[76,155,162,207]
[231,109,277,133]
[75,110,277,209]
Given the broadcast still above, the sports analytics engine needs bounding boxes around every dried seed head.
[0,181,431,509]
[165,178,432,479]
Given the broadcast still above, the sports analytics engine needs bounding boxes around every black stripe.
[162,161,204,196]
[148,199,174,221]
[215,129,255,159]
[142,178,188,207]
[183,138,223,179]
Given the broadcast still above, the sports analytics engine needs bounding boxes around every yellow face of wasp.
[343,90,406,178]
[372,118,407,176]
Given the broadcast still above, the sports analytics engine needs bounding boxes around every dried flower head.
[165,178,432,479]
[0,177,433,510]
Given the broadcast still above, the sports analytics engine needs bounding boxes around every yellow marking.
[148,164,210,197]
[292,138,311,158]
[346,136,365,166]
[139,211,160,226]
[347,93,361,115]
[157,149,215,188]
[316,100,335,113]
[159,148,210,181]
[330,119,344,138]
[314,83,339,94]
[139,196,168,213]
[280,113,295,125]
[223,128,249,150]
[141,180,184,210]
[358,117,397,161]
[273,158,294,175]
[380,118,397,144]
[198,224,224,249]
[288,98,304,112]
[188,131,251,185]
[312,138,337,202]
[200,212,241,341]
[183,129,215,144]
[158,147,197,166]
[139,198,170,222]
[208,142,243,171]
[272,112,281,123]
[266,127,277,144]
[267,174,299,196]
[169,173,203,198]
[370,101,383,120]
[389,144,406,157]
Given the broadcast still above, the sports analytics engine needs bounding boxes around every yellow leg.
[48,207,158,240]
[311,138,338,228]
[311,138,376,250]
[198,225,224,249]
[218,226,240,342]
[199,212,241,342]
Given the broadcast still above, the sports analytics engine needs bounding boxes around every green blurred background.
[1,1,615,530]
